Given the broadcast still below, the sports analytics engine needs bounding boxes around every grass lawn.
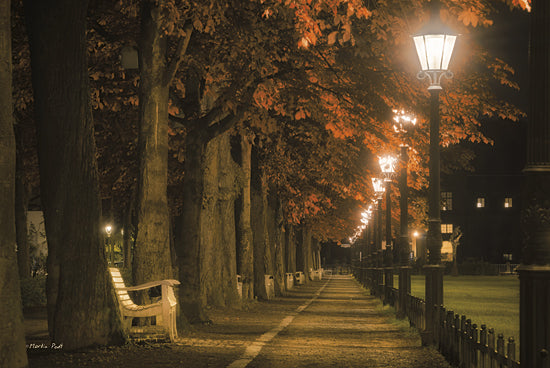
[405,275,519,345]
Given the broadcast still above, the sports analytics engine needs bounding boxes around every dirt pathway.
[27,275,450,367]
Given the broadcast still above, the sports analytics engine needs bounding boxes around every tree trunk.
[215,133,239,307]
[272,197,285,294]
[236,133,254,300]
[301,226,312,281]
[122,191,133,269]
[24,0,124,349]
[295,228,304,276]
[251,152,272,299]
[133,0,173,290]
[15,129,30,279]
[0,0,28,365]
[178,129,209,323]
[285,225,296,274]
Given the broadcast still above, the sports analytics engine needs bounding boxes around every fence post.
[480,325,487,368]
[507,337,516,367]
[488,328,495,368]
[446,310,454,362]
[454,314,461,366]
[472,324,479,367]
[497,333,505,368]
[460,316,468,362]
[466,319,472,367]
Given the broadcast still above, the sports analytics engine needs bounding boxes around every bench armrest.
[120,279,180,292]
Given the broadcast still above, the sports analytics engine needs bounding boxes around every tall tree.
[132,0,192,291]
[0,0,28,365]
[24,0,124,349]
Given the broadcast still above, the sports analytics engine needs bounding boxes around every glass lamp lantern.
[378,155,398,181]
[412,8,457,89]
[372,177,386,199]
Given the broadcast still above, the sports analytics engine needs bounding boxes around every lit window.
[441,224,453,234]
[441,192,453,211]
[476,197,485,208]
[504,197,513,208]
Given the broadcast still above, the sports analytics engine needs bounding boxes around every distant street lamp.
[393,109,417,265]
[372,178,385,259]
[393,109,417,318]
[412,0,457,345]
[379,155,397,263]
[105,225,113,265]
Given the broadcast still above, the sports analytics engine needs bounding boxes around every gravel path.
[27,275,450,367]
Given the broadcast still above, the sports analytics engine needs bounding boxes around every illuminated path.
[25,274,451,367]
[227,275,450,368]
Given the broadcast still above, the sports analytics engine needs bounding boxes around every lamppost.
[379,156,397,305]
[412,1,457,345]
[105,225,113,265]
[393,109,417,318]
[379,155,398,261]
[518,0,550,365]
[393,109,417,265]
[372,178,386,296]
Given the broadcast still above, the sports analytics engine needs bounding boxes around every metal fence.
[352,265,520,368]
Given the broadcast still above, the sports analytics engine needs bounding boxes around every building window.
[504,197,513,208]
[441,191,453,211]
[476,197,485,208]
[441,223,453,234]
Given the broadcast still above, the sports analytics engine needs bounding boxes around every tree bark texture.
[200,133,240,307]
[236,134,254,300]
[24,0,124,349]
[285,225,296,274]
[295,228,304,277]
[15,132,30,278]
[251,159,273,299]
[178,131,240,322]
[0,0,28,365]
[270,196,286,294]
[133,0,173,290]
[301,226,313,281]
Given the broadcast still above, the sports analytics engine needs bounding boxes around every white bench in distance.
[109,267,180,342]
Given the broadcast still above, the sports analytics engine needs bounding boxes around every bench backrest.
[109,268,137,310]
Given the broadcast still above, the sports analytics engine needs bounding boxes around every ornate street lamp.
[393,109,417,318]
[393,109,417,265]
[413,3,457,265]
[412,0,457,344]
[105,224,113,265]
[379,155,397,260]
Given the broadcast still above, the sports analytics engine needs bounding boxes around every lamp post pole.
[412,0,456,345]
[392,109,416,318]
[379,156,397,305]
[427,88,442,265]
[519,0,550,365]
[397,144,411,318]
[105,225,113,265]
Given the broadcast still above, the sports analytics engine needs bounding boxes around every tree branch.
[164,23,193,86]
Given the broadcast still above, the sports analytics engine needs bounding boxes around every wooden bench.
[109,268,180,342]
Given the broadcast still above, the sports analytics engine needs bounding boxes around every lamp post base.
[384,267,394,306]
[397,266,411,319]
[422,264,444,346]
[519,264,550,367]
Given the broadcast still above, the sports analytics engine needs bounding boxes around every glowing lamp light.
[379,155,397,177]
[372,177,386,197]
[105,225,112,236]
[413,32,456,72]
[412,5,457,89]
[393,109,417,133]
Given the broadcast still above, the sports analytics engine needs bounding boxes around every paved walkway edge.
[226,278,331,368]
